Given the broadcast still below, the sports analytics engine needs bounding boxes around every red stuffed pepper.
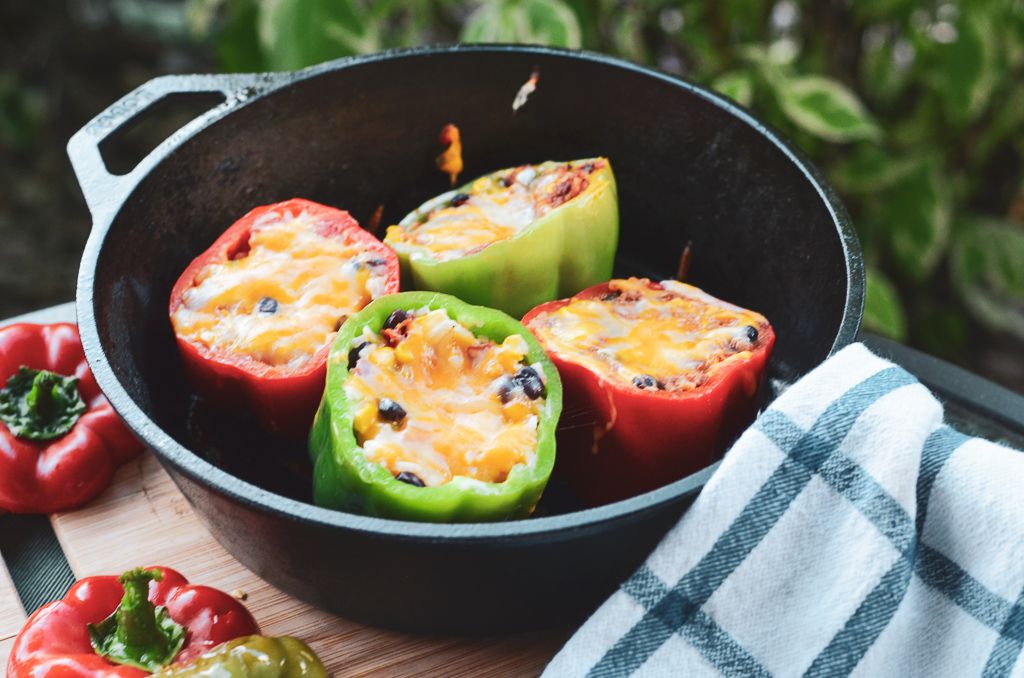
[523,277,774,505]
[7,566,260,676]
[0,323,142,513]
[169,199,400,437]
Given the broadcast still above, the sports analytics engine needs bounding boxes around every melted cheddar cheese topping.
[384,159,604,261]
[344,308,546,487]
[171,207,390,369]
[528,278,768,391]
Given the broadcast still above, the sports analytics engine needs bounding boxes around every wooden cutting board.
[0,304,568,676]
[0,558,25,664]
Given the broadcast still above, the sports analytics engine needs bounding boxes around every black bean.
[365,257,386,267]
[450,192,471,207]
[497,378,515,404]
[744,325,759,343]
[378,398,407,424]
[601,290,622,301]
[383,309,409,330]
[583,162,595,173]
[395,471,425,487]
[633,374,658,390]
[500,175,513,187]
[513,366,546,400]
[257,297,278,314]
[347,342,367,370]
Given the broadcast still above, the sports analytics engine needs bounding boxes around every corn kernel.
[370,347,396,370]
[503,400,531,422]
[353,402,378,437]
[394,339,418,364]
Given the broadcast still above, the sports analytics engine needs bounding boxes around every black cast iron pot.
[70,45,863,634]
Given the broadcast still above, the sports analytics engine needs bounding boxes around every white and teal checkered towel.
[545,343,1024,677]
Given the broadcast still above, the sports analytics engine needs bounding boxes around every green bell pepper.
[152,636,326,677]
[309,292,562,522]
[384,158,618,318]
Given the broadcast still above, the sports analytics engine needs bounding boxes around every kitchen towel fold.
[544,343,1024,678]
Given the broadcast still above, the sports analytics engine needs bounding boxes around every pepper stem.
[88,568,186,671]
[115,569,166,648]
[26,371,60,419]
[0,366,86,441]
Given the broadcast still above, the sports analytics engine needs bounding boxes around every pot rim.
[74,43,864,542]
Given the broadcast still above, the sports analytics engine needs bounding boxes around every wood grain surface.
[0,557,26,668]
[0,454,567,676]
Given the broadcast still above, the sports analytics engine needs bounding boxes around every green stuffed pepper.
[153,636,326,677]
[309,292,562,522]
[384,158,618,318]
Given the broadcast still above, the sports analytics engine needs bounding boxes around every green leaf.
[884,157,952,281]
[951,216,1024,340]
[610,5,647,63]
[859,31,913,106]
[712,70,754,107]
[738,43,793,71]
[462,0,581,48]
[863,269,907,340]
[830,145,917,195]
[258,0,377,71]
[722,0,771,42]
[776,75,881,143]
[932,11,1000,127]
[852,0,917,22]
[185,0,226,36]
[972,84,1024,167]
[460,2,509,43]
[215,0,264,72]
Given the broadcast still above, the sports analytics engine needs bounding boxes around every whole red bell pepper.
[7,566,260,677]
[0,323,142,513]
[523,279,775,506]
[168,198,400,437]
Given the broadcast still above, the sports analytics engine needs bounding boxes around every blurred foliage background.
[1,0,1022,392]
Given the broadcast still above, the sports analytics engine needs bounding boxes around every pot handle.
[67,72,289,222]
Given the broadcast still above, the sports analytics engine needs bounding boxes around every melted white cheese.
[527,278,768,391]
[344,307,545,486]
[172,207,389,369]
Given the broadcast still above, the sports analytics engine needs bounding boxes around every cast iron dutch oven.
[70,45,863,633]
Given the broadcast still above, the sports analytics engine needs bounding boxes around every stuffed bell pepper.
[384,159,618,317]
[310,292,562,522]
[0,322,142,513]
[169,198,400,437]
[523,277,774,506]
